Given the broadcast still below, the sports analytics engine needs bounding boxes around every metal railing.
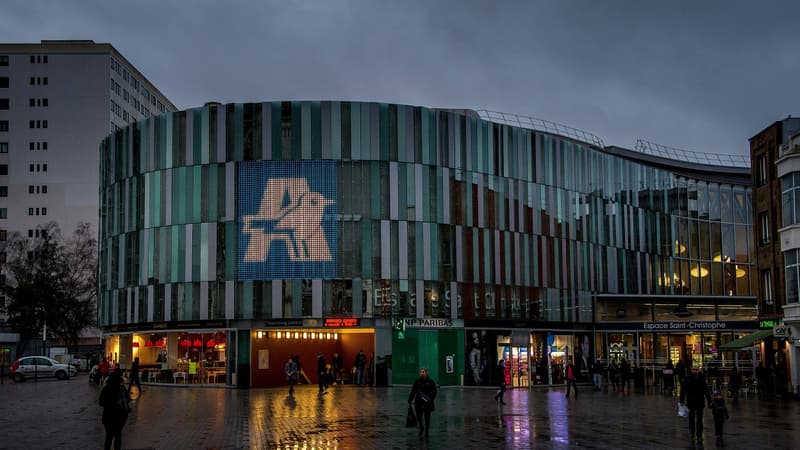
[635,139,750,168]
[476,110,604,148]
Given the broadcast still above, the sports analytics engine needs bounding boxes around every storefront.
[464,325,592,387]
[103,321,237,386]
[596,320,761,386]
[392,318,463,386]
[250,318,376,388]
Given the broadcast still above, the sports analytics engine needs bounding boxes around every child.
[711,390,730,445]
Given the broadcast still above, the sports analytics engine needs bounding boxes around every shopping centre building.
[98,101,757,388]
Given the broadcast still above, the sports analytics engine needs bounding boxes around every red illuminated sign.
[324,318,360,327]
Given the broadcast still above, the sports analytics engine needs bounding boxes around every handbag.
[405,405,417,428]
[677,403,689,418]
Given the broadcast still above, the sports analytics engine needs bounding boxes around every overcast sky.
[2,0,798,158]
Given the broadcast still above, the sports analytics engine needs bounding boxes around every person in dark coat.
[99,368,130,450]
[494,359,507,404]
[128,356,142,394]
[679,366,712,445]
[317,353,328,393]
[565,357,578,398]
[728,366,741,403]
[408,367,437,437]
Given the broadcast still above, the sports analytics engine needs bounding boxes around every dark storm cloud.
[2,0,798,157]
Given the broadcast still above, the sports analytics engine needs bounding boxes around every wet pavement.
[1,374,799,449]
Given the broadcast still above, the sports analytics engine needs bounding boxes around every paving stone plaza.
[1,374,798,449]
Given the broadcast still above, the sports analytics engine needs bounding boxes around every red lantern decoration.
[132,342,140,348]
[206,339,216,347]
[144,341,153,347]
[156,339,164,347]
[193,339,202,347]
[180,339,190,347]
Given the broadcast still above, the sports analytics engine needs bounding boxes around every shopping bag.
[406,405,417,428]
[677,403,689,418]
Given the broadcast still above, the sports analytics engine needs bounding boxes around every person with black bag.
[99,368,130,450]
[408,367,437,437]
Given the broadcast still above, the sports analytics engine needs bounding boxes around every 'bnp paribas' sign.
[238,161,338,279]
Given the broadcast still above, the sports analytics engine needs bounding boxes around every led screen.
[238,160,338,279]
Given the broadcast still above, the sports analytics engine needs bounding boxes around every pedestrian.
[679,366,712,445]
[756,362,767,400]
[565,357,578,398]
[128,357,142,394]
[98,368,130,450]
[662,360,675,395]
[609,360,619,392]
[332,352,343,385]
[728,366,741,403]
[355,349,367,385]
[367,352,375,386]
[408,367,437,437]
[317,352,328,393]
[98,358,110,384]
[494,359,507,404]
[285,356,298,394]
[710,390,730,446]
[591,358,604,391]
[675,359,688,392]
[620,358,630,393]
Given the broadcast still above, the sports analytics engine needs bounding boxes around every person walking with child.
[680,366,712,445]
[711,390,730,446]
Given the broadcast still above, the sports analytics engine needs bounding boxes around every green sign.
[760,320,776,329]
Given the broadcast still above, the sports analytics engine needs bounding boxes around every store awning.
[719,329,773,350]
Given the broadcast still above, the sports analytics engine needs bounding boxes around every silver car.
[10,356,78,382]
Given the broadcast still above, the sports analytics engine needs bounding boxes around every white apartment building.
[0,40,176,355]
[0,40,176,241]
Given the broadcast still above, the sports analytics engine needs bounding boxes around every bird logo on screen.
[242,178,334,262]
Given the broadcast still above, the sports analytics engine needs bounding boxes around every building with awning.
[719,329,773,350]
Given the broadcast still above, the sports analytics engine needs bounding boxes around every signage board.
[402,318,461,328]
[324,318,360,327]
[238,160,338,280]
[774,325,790,339]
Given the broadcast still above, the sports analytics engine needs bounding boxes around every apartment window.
[759,212,770,244]
[28,208,33,216]
[42,185,47,193]
[43,55,47,64]
[0,56,8,66]
[29,77,34,85]
[41,208,46,216]
[42,141,47,150]
[28,185,34,194]
[0,143,7,153]
[0,186,6,196]
[758,155,768,186]
[0,77,7,88]
[29,98,34,107]
[29,142,34,150]
[0,208,6,219]
[42,77,48,85]
[30,55,35,63]
[0,165,7,175]
[42,120,47,128]
[785,254,799,304]
[27,229,33,238]
[43,98,48,107]
[0,230,6,241]
[42,164,47,172]
[29,164,33,172]
[29,120,34,129]
[0,98,7,110]
[0,121,8,132]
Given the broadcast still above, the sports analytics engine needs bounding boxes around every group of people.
[283,350,374,395]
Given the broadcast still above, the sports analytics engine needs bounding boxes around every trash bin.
[376,355,390,387]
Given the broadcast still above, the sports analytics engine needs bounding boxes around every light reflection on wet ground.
[1,376,798,449]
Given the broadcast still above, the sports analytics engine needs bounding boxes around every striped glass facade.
[98,101,754,328]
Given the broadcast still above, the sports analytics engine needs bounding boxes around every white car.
[9,356,78,382]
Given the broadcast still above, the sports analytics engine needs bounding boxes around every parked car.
[9,356,78,382]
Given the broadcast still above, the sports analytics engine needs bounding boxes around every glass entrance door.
[509,346,529,387]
